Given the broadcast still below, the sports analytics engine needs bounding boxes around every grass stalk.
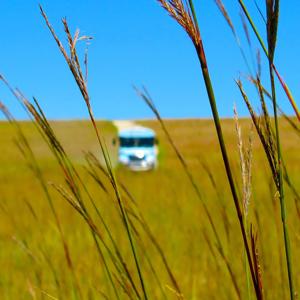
[158,1,261,298]
[0,101,83,300]
[268,55,295,300]
[86,151,184,298]
[266,1,295,297]
[39,7,148,299]
[2,77,145,299]
[238,0,300,121]
[189,8,261,300]
[136,87,241,299]
[234,106,253,300]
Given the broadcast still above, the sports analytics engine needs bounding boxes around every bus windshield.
[120,137,154,148]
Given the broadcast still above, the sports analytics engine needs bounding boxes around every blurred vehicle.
[117,126,158,171]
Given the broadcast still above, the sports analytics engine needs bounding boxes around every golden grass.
[0,118,299,299]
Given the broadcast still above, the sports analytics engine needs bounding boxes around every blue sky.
[0,1,299,120]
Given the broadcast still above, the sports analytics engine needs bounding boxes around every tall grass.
[157,1,299,299]
[157,0,262,298]
[136,86,241,299]
[0,1,299,299]
[39,6,149,299]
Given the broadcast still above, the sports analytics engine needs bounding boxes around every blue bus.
[118,126,158,171]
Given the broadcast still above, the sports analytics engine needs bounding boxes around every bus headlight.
[145,155,155,164]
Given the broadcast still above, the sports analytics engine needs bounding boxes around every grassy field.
[0,118,299,299]
[1,0,299,298]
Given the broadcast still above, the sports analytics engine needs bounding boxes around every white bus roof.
[118,126,155,138]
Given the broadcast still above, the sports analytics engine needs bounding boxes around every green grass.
[0,117,299,299]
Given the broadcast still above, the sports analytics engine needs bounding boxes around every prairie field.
[1,2,300,299]
[0,118,299,299]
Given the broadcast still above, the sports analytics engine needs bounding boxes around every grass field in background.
[0,118,299,299]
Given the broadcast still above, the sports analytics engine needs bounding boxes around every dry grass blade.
[39,6,90,108]
[256,79,276,163]
[50,183,84,217]
[0,101,10,118]
[234,105,254,300]
[31,286,59,300]
[266,0,279,61]
[236,79,278,185]
[250,226,263,297]
[40,247,62,298]
[50,182,133,300]
[214,0,253,74]
[134,86,203,202]
[23,198,38,221]
[240,9,251,47]
[244,130,253,215]
[156,1,264,295]
[85,151,183,299]
[40,7,149,299]
[238,0,300,121]
[158,0,200,46]
[255,48,262,77]
[254,1,266,25]
[136,87,241,299]
[248,76,300,137]
[2,79,131,299]
[234,105,253,219]
[272,66,300,122]
[214,0,235,35]
[238,67,295,298]
[201,162,230,241]
[165,285,186,300]
[266,1,295,297]
[0,98,83,299]
[12,235,40,264]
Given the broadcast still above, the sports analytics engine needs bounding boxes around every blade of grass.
[39,7,149,299]
[266,1,295,297]
[85,151,184,299]
[157,1,262,298]
[238,0,300,121]
[136,87,241,299]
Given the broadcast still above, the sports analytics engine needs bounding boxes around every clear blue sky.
[0,1,299,120]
